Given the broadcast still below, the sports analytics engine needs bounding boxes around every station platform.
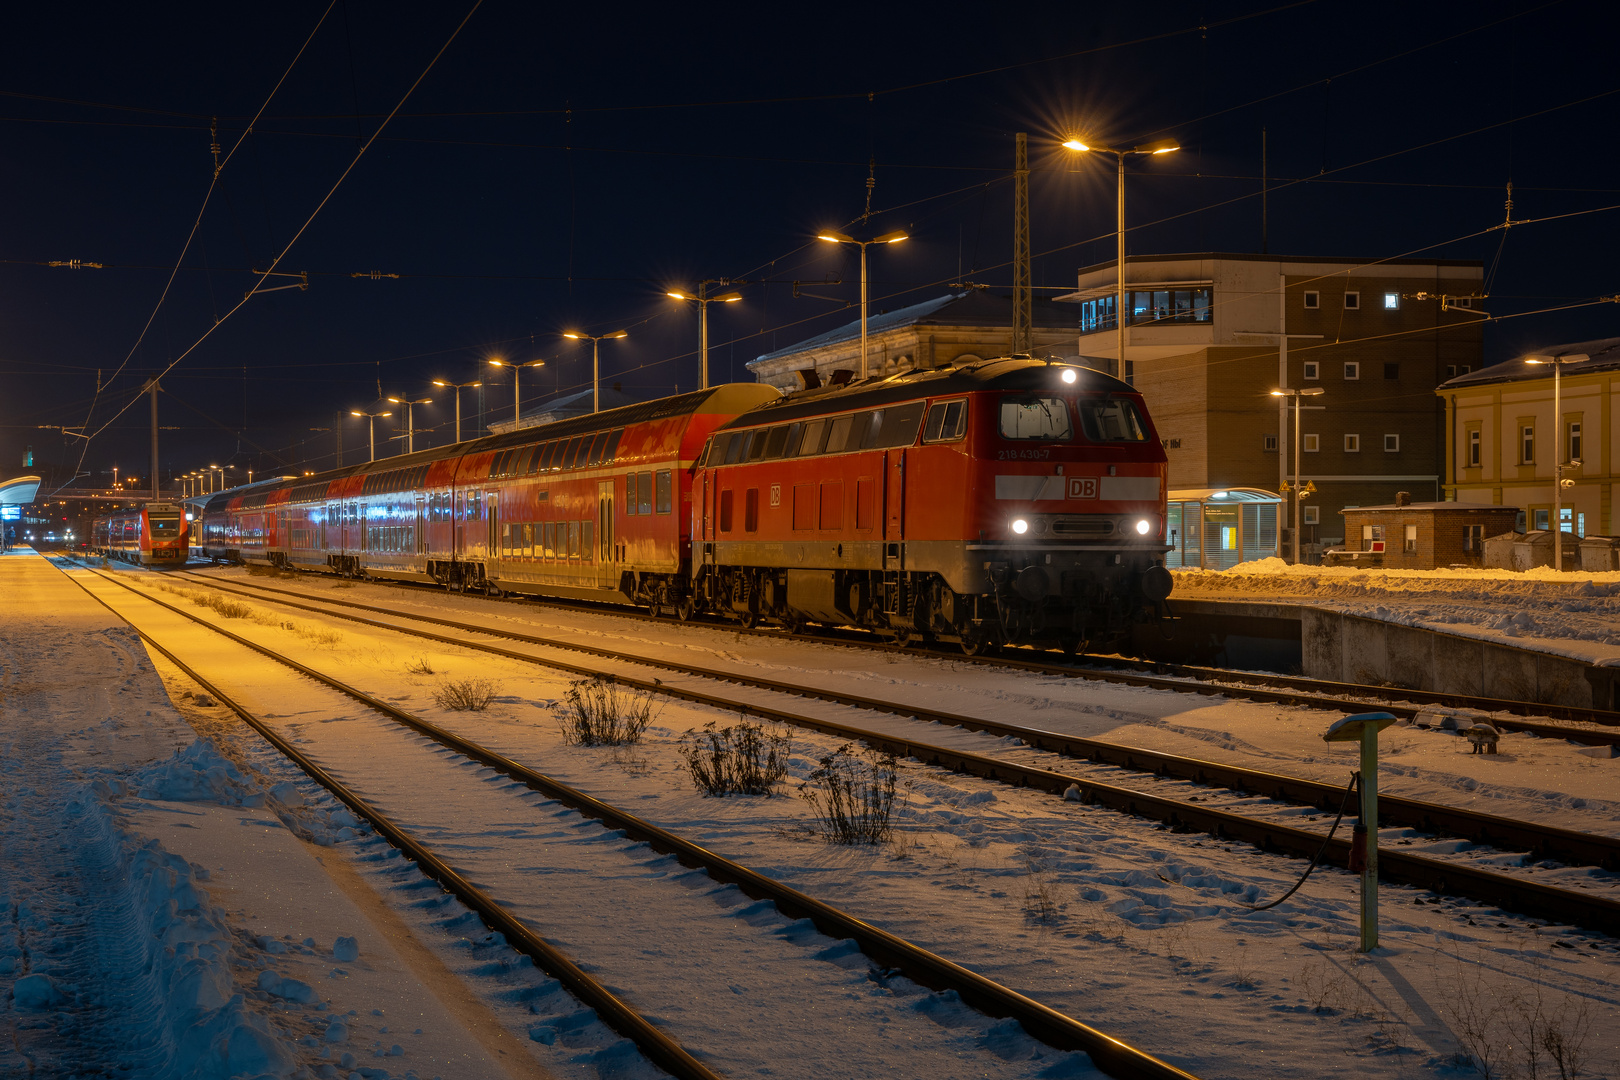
[0,545,127,644]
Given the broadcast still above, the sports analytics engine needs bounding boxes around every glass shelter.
[1165,488,1282,569]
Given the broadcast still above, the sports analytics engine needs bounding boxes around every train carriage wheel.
[676,595,697,621]
[960,628,1000,657]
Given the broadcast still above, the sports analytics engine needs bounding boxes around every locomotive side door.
[597,480,616,588]
[883,449,906,561]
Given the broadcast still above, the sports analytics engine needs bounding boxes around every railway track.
[58,558,1203,1080]
[130,563,1620,934]
[169,567,1620,868]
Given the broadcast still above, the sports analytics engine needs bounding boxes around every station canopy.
[0,475,41,504]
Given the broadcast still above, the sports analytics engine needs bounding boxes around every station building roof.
[1438,336,1620,389]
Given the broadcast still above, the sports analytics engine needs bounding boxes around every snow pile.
[129,739,257,804]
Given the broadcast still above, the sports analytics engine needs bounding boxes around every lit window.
[1304,291,1320,309]
[1344,291,1360,310]
[1303,361,1319,380]
[1304,434,1320,453]
[1344,434,1361,453]
[1344,362,1360,381]
[1384,293,1400,310]
[1384,434,1400,453]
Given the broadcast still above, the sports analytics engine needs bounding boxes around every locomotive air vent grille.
[1050,516,1115,537]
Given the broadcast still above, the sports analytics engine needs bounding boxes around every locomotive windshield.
[149,516,180,533]
[999,395,1073,441]
[1076,396,1150,442]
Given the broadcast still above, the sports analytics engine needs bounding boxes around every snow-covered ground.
[9,549,1620,1079]
[1172,558,1620,667]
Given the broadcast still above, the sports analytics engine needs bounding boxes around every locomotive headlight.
[1135,518,1152,535]
[1060,368,1077,384]
[1011,518,1029,535]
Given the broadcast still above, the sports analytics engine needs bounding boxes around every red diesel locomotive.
[93,502,189,566]
[198,357,1172,652]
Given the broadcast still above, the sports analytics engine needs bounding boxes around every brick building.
[1337,499,1518,569]
[1057,253,1484,551]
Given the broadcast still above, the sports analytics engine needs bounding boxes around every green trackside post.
[1324,712,1397,951]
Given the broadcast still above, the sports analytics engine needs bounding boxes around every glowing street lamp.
[351,409,392,463]
[487,358,546,427]
[668,285,743,390]
[1061,135,1179,379]
[386,395,433,454]
[561,330,628,413]
[816,229,907,381]
[1524,351,1590,570]
[432,379,482,444]
[1271,387,1325,564]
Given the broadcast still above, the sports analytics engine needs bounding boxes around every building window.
[1568,421,1583,463]
[1534,508,1549,531]
[1303,361,1320,380]
[1384,434,1400,453]
[1303,505,1319,525]
[1344,362,1360,380]
[1404,524,1417,553]
[1467,428,1481,467]
[1521,425,1534,464]
[1304,434,1320,453]
[1344,434,1361,453]
[1384,362,1400,380]
[1263,434,1278,452]
[1344,291,1360,310]
[1384,292,1401,310]
[1446,365,1457,378]
[1079,286,1214,334]
[1363,524,1384,544]
[1304,290,1320,309]
[1463,524,1483,552]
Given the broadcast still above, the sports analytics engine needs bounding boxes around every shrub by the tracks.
[405,656,436,675]
[558,676,657,746]
[432,677,498,712]
[678,718,791,797]
[798,743,902,844]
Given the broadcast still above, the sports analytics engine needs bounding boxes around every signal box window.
[1077,397,1149,442]
[1000,395,1073,441]
[655,471,672,514]
[923,399,969,443]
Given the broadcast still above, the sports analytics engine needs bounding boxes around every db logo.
[1067,477,1098,500]
[769,483,782,508]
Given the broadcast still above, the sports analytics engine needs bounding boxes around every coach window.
[523,523,535,558]
[567,520,581,558]
[637,472,653,515]
[501,523,512,556]
[587,431,610,466]
[1000,395,1073,441]
[655,470,672,514]
[763,425,792,459]
[1077,396,1148,442]
[796,419,828,457]
[719,490,734,532]
[603,428,625,462]
[582,520,594,561]
[923,399,968,443]
[745,488,759,532]
[543,522,556,559]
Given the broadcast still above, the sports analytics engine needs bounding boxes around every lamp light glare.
[1062,138,1089,151]
[1135,519,1151,535]
[1011,518,1029,535]
[1060,368,1078,384]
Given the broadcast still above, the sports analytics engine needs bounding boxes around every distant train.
[93,502,189,566]
[199,357,1173,652]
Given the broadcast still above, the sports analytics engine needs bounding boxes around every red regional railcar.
[685,357,1173,652]
[198,384,778,605]
[93,502,189,566]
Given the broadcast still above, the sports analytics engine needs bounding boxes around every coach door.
[597,480,616,587]
[883,449,906,563]
[415,496,427,557]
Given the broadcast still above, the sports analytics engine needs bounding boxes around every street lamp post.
[1061,136,1179,379]
[432,379,482,444]
[1524,351,1590,570]
[1271,388,1326,564]
[561,331,628,413]
[351,409,392,462]
[668,284,743,390]
[486,359,546,426]
[387,396,433,454]
[816,230,908,381]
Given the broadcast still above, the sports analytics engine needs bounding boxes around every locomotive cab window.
[923,399,968,443]
[999,395,1073,441]
[796,419,828,457]
[1076,396,1149,442]
[874,401,925,448]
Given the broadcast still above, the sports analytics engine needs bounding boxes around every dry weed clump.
[798,743,903,844]
[405,656,436,675]
[678,718,791,796]
[432,677,498,712]
[557,676,657,746]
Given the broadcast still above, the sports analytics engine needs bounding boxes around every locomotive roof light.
[1011,518,1029,535]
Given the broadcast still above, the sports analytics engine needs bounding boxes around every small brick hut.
[1336,496,1519,569]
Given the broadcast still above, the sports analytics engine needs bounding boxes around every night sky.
[4,0,1617,491]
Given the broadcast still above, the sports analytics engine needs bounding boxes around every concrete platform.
[1134,596,1618,710]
